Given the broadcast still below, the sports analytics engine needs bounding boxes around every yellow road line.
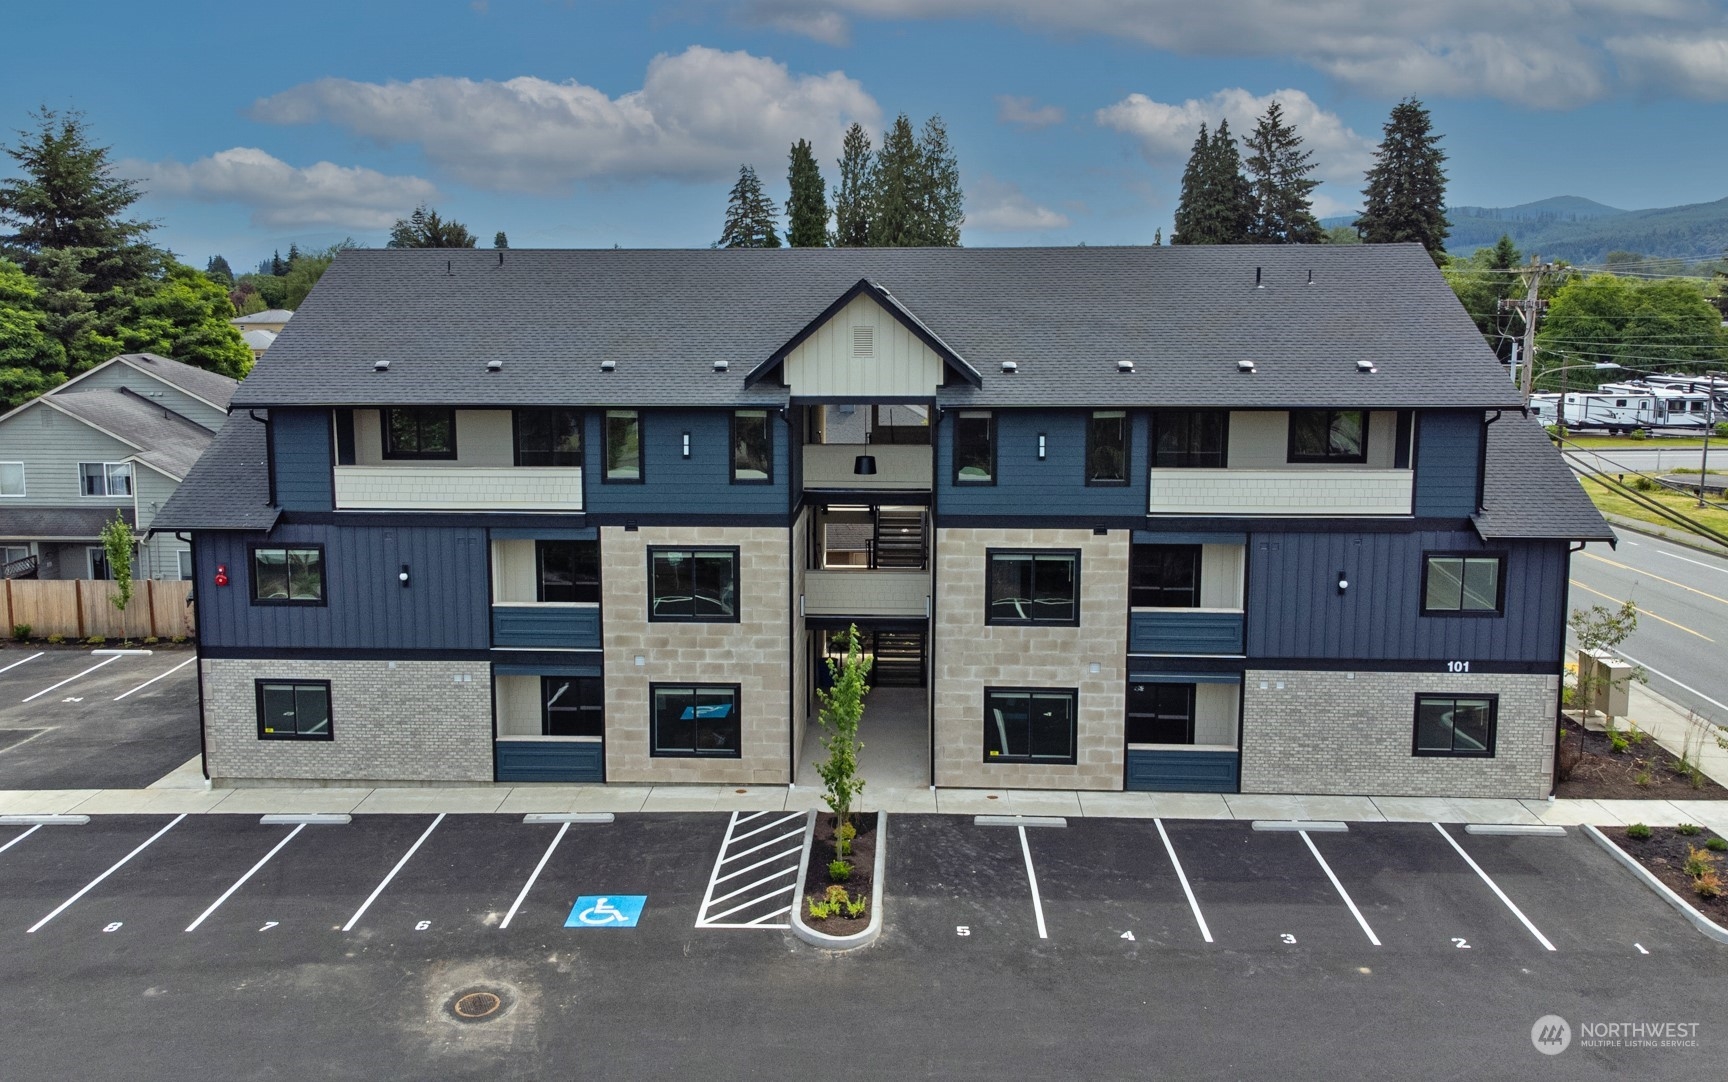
[1568,579,1715,643]
[1579,552,1728,608]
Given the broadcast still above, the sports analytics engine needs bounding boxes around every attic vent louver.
[852,325,874,357]
[1117,360,1134,373]
[1356,359,1376,373]
[1001,360,1017,373]
[600,359,616,372]
[1238,359,1255,373]
[713,359,729,372]
[373,360,390,372]
[486,359,503,372]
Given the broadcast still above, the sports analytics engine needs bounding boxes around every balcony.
[803,444,931,491]
[1128,610,1244,654]
[1147,468,1412,516]
[333,466,583,511]
[492,605,601,649]
[804,569,930,619]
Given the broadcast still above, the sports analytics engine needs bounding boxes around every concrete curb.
[789,808,886,953]
[1600,513,1727,557]
[1583,823,1728,946]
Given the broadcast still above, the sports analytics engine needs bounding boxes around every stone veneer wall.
[1239,669,1558,799]
[933,527,1129,790]
[203,658,492,784]
[600,524,790,785]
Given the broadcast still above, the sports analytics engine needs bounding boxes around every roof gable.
[745,278,981,391]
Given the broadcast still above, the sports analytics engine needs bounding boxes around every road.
[1564,446,1717,476]
[1568,532,1728,726]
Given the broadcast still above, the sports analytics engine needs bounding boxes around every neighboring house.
[156,246,1611,796]
[230,309,293,336]
[240,328,277,363]
[0,353,237,581]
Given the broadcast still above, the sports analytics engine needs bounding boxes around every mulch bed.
[1553,718,1728,801]
[799,812,877,937]
[1601,825,1728,926]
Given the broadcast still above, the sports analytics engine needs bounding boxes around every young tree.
[1242,101,1323,244]
[101,512,136,617]
[1172,120,1252,245]
[493,231,509,249]
[1356,99,1450,262]
[869,114,923,247]
[832,122,873,247]
[785,139,830,248]
[916,115,964,246]
[717,164,782,249]
[204,255,233,287]
[814,623,870,833]
[387,205,479,249]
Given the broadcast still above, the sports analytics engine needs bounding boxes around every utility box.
[1578,649,1633,723]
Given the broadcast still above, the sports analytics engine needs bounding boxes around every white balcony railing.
[804,569,930,618]
[333,466,583,511]
[802,444,932,490]
[1148,468,1412,516]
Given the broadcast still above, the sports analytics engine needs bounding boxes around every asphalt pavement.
[1564,446,1718,476]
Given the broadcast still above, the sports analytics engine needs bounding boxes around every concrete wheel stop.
[790,808,887,952]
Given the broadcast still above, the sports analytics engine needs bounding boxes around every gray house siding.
[134,466,190,580]
[69,365,227,430]
[582,408,788,518]
[272,409,334,511]
[0,402,138,509]
[1412,411,1483,517]
[936,409,1149,518]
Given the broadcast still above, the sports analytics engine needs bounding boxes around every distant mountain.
[1322,195,1728,264]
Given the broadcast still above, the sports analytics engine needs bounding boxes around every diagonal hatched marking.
[696,810,806,930]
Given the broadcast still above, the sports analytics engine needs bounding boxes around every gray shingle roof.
[48,390,216,479]
[114,353,237,410]
[1474,415,1614,542]
[0,506,134,541]
[234,245,1522,411]
[150,412,278,532]
[229,309,294,325]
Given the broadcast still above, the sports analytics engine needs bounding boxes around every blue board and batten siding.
[1413,411,1483,517]
[936,410,1149,518]
[1129,611,1244,654]
[272,408,334,511]
[1126,750,1239,792]
[495,741,604,782]
[492,606,602,649]
[583,409,788,518]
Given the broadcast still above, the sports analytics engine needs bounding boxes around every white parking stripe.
[21,654,121,703]
[113,657,196,701]
[0,824,41,855]
[1018,824,1048,940]
[722,827,806,865]
[1155,819,1213,944]
[0,652,44,675]
[727,812,803,845]
[706,865,799,909]
[501,821,569,929]
[1300,830,1381,947]
[341,813,445,932]
[713,845,804,886]
[27,814,186,932]
[185,823,305,932]
[697,811,804,929]
[1433,822,1556,952]
[704,882,798,924]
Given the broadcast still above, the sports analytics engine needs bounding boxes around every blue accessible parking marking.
[566,895,646,928]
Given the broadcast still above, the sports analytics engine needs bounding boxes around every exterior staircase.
[872,508,927,570]
[872,630,925,687]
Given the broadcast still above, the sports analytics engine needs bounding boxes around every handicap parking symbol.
[565,895,647,928]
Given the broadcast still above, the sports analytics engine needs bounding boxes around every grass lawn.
[1560,434,1714,450]
[1579,473,1728,539]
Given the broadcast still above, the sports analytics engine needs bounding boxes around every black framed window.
[79,461,133,496]
[256,680,332,741]
[984,688,1077,764]
[1126,681,1196,744]
[1288,410,1368,463]
[383,407,456,459]
[986,550,1078,625]
[1422,553,1504,615]
[1130,544,1200,608]
[649,548,739,621]
[251,546,325,604]
[1149,411,1227,468]
[542,675,604,737]
[1087,410,1129,484]
[537,540,599,603]
[732,410,772,483]
[1414,694,1497,757]
[651,684,740,757]
[953,410,995,484]
[604,410,641,482]
[515,408,582,467]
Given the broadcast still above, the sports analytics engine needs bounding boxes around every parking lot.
[0,645,199,789]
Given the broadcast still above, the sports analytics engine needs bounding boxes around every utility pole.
[1503,255,1551,404]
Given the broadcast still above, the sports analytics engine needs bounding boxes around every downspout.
[1552,539,1588,795]
[928,405,945,790]
[780,405,799,786]
[247,410,276,508]
[177,530,210,782]
[1476,410,1501,514]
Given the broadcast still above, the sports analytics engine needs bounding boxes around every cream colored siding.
[1194,683,1239,746]
[1148,469,1413,516]
[333,466,582,511]
[495,675,543,737]
[1199,544,1245,609]
[804,570,930,618]
[1226,411,1399,469]
[352,408,515,466]
[492,540,537,602]
[782,295,945,398]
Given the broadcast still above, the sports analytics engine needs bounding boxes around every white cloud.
[128,148,437,229]
[251,46,881,193]
[1607,33,1728,100]
[995,94,1065,130]
[1095,87,1374,184]
[965,176,1071,233]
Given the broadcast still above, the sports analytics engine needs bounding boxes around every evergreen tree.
[1242,101,1323,244]
[269,249,286,276]
[1171,123,1211,245]
[387,205,478,248]
[1172,121,1253,245]
[1355,99,1449,263]
[785,139,830,248]
[916,115,963,247]
[494,231,509,249]
[1490,234,1519,271]
[869,114,922,247]
[285,242,301,268]
[832,122,873,247]
[717,164,782,249]
[204,255,233,287]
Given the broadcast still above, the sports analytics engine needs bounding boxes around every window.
[1149,411,1227,468]
[515,408,582,467]
[537,540,599,603]
[382,407,456,459]
[1422,553,1504,614]
[984,688,1077,764]
[79,461,132,497]
[1087,411,1129,484]
[1130,544,1200,608]
[251,546,325,604]
[649,548,738,621]
[542,675,604,737]
[953,411,995,484]
[1414,694,1496,757]
[257,680,332,740]
[1126,682,1196,744]
[1288,410,1368,463]
[651,684,740,757]
[0,546,28,570]
[87,546,111,580]
[731,410,772,483]
[0,462,22,497]
[604,410,641,482]
[985,550,1078,625]
[177,550,193,581]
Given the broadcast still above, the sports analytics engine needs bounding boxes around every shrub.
[1696,870,1723,899]
[828,858,853,882]
[824,885,849,907]
[1634,770,1652,788]
[1717,421,1728,439]
[806,895,834,920]
[45,634,63,645]
[1631,474,1657,491]
[1626,822,1653,840]
[1706,837,1728,853]
[845,895,868,919]
[1683,845,1716,879]
[142,636,159,645]
[1676,823,1702,836]
[1628,427,1649,441]
[85,635,105,646]
[10,624,28,641]
[836,819,856,859]
[169,634,187,644]
[1607,729,1630,753]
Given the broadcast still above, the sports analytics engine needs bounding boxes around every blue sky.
[5,0,1726,271]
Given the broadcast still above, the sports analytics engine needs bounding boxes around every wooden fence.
[2,579,195,640]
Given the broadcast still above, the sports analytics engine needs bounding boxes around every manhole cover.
[445,987,510,1022]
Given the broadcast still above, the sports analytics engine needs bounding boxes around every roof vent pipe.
[1308,269,1314,285]
[1255,267,1263,288]
[446,260,452,276]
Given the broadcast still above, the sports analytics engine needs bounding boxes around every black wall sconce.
[854,455,878,476]
[399,563,411,588]
[1336,569,1349,595]
[1037,433,1047,460]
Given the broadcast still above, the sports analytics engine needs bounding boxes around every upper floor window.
[732,410,772,483]
[1414,694,1496,757]
[1422,553,1504,615]
[953,411,995,485]
[537,540,600,604]
[251,545,325,604]
[383,407,456,460]
[1130,544,1200,608]
[1150,411,1227,468]
[515,408,582,467]
[0,462,23,497]
[1288,410,1367,464]
[1087,411,1129,485]
[986,550,1079,625]
[605,410,641,483]
[79,461,132,497]
[649,547,738,622]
